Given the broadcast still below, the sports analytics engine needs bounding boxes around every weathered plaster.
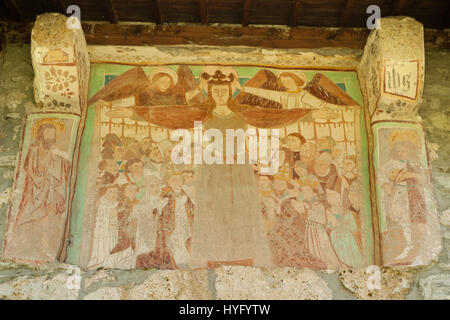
[214,266,332,300]
[0,44,33,255]
[339,267,414,300]
[87,44,362,69]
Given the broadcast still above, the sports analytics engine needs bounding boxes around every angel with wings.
[88,65,360,268]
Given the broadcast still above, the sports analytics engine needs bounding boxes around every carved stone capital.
[359,17,425,123]
[31,13,89,115]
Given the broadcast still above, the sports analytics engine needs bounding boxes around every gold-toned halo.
[276,70,308,88]
[32,118,65,138]
[389,130,421,148]
[149,67,179,86]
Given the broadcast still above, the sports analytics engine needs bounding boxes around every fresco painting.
[65,64,373,270]
[2,113,79,263]
[373,123,439,266]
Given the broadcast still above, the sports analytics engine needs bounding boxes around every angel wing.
[235,69,284,109]
[235,106,311,128]
[304,73,360,106]
[132,105,209,130]
[174,65,206,105]
[88,67,152,106]
[129,104,311,130]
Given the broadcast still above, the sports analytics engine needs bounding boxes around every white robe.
[131,191,168,255]
[305,200,342,269]
[166,193,191,267]
[89,198,119,268]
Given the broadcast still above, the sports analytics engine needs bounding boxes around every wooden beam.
[340,0,355,27]
[242,0,251,27]
[1,22,449,51]
[81,23,371,49]
[291,0,302,27]
[3,0,23,21]
[199,0,207,24]
[0,30,4,52]
[153,0,163,25]
[52,0,66,14]
[440,7,449,29]
[107,0,119,24]
[394,0,406,15]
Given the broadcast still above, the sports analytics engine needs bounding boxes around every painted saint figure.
[378,130,428,263]
[3,119,71,262]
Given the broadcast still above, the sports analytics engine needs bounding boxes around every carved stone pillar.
[359,17,441,267]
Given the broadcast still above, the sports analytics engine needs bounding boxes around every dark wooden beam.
[199,0,207,24]
[82,23,371,49]
[340,0,355,27]
[291,0,302,27]
[0,30,5,52]
[242,0,251,27]
[52,0,66,14]
[3,0,23,21]
[1,22,449,51]
[153,0,163,25]
[440,6,450,29]
[106,0,119,24]
[394,0,406,15]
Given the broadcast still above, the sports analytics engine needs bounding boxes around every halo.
[276,70,308,88]
[32,118,65,138]
[389,130,421,148]
[149,67,178,86]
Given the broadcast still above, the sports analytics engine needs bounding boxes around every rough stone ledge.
[419,274,450,300]
[0,261,336,300]
[339,266,416,300]
[214,266,333,300]
[0,261,448,300]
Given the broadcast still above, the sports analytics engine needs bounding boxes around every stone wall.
[0,37,448,300]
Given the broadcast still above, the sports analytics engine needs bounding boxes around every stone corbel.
[359,17,425,123]
[31,13,89,115]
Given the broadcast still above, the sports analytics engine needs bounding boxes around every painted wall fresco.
[2,113,79,263]
[373,123,440,266]
[66,64,373,270]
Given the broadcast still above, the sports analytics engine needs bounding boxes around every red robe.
[4,143,70,261]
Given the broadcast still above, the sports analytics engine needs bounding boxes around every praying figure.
[89,185,120,268]
[378,130,428,264]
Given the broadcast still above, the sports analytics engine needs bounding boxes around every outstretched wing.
[130,104,310,129]
[174,65,206,104]
[304,73,360,106]
[235,69,285,109]
[88,67,151,105]
[132,105,209,129]
[235,106,311,128]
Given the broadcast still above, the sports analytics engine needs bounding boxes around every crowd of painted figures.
[256,133,364,270]
[89,128,364,270]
